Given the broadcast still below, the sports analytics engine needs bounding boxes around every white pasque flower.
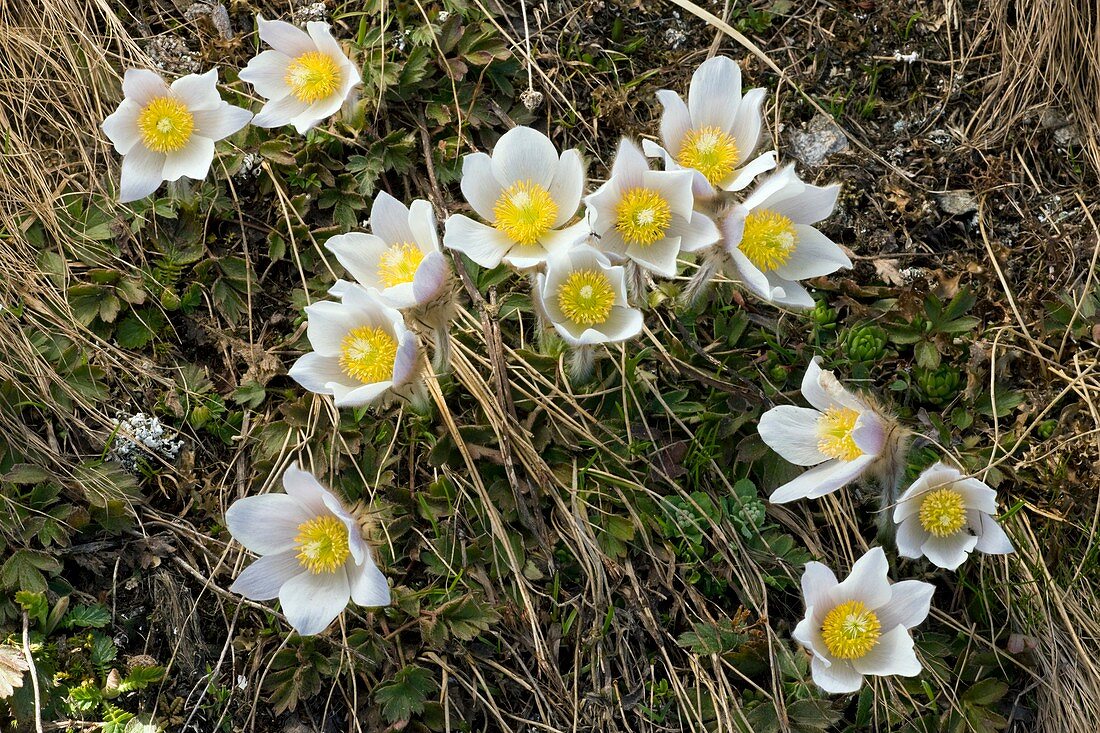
[794,547,934,694]
[720,164,850,309]
[227,462,390,636]
[534,244,643,346]
[238,16,361,134]
[584,138,719,277]
[288,285,420,407]
[325,192,450,309]
[894,462,1014,570]
[443,126,587,270]
[642,55,776,199]
[758,357,890,504]
[101,68,252,203]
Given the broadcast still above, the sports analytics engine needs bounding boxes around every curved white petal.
[852,625,920,676]
[102,100,142,155]
[289,351,348,395]
[230,551,303,601]
[723,150,777,192]
[279,567,350,635]
[655,89,691,154]
[443,214,512,268]
[688,56,742,132]
[297,91,346,133]
[549,149,585,227]
[810,656,863,694]
[348,554,391,607]
[729,86,767,161]
[306,21,345,62]
[122,68,170,107]
[319,492,365,565]
[742,164,800,210]
[326,232,389,289]
[850,411,885,458]
[584,180,622,239]
[304,299,356,356]
[922,532,978,570]
[956,478,999,515]
[767,454,874,504]
[226,494,310,555]
[333,380,392,407]
[626,234,681,278]
[170,69,221,112]
[119,145,166,203]
[727,246,774,302]
[609,137,648,188]
[764,275,815,308]
[252,93,311,129]
[459,152,503,221]
[238,50,292,100]
[370,191,416,245]
[876,580,935,630]
[535,220,590,257]
[257,15,316,57]
[282,463,333,517]
[894,517,928,559]
[392,332,421,386]
[412,251,450,304]
[834,547,892,609]
[758,405,829,466]
[672,210,720,254]
[770,181,840,225]
[643,168,695,221]
[974,513,1014,554]
[801,561,838,611]
[162,135,215,182]
[773,226,851,281]
[491,126,558,189]
[408,199,441,252]
[192,104,253,142]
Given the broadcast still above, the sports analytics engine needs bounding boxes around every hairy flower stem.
[568,344,597,382]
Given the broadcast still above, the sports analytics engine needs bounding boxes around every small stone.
[144,35,200,75]
[936,190,978,215]
[292,1,328,25]
[788,114,848,167]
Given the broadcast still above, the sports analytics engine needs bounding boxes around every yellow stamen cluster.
[137,97,195,153]
[739,210,797,272]
[817,407,863,462]
[918,488,967,537]
[377,243,424,288]
[820,600,882,660]
[294,515,351,574]
[493,180,559,246]
[677,125,739,185]
[615,187,672,246]
[557,269,615,326]
[285,51,342,104]
[339,326,398,384]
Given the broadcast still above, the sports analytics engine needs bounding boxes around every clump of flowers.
[226,462,390,636]
[110,412,184,474]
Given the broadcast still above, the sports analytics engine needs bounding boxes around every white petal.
[895,518,928,559]
[459,152,503,221]
[326,232,388,289]
[348,554,391,607]
[801,561,838,610]
[122,68,169,106]
[307,22,345,59]
[643,168,695,221]
[834,547,892,609]
[288,351,347,395]
[727,246,773,303]
[531,220,589,257]
[655,89,691,154]
[801,356,860,413]
[670,210,719,256]
[765,275,816,308]
[549,149,585,227]
[956,478,999,515]
[922,532,978,570]
[584,180,621,240]
[258,15,316,57]
[392,332,421,386]
[773,226,851,281]
[282,462,335,517]
[370,191,416,245]
[333,381,392,407]
[279,567,350,635]
[688,56,742,131]
[408,199,441,252]
[975,513,1014,554]
[230,551,303,601]
[170,69,221,111]
[770,181,840,225]
[723,150,777,192]
[119,145,166,203]
[304,299,355,356]
[102,100,141,155]
[491,126,558,189]
[626,234,680,278]
[443,214,512,268]
[295,92,346,133]
[192,103,253,142]
[792,614,820,655]
[810,656,864,694]
[850,411,885,457]
[768,455,874,503]
[608,137,648,188]
[238,50,292,100]
[758,405,829,466]
[320,493,365,564]
[729,86,767,161]
[876,580,935,630]
[252,93,312,129]
[553,306,642,346]
[162,135,215,182]
[412,251,449,304]
[226,494,310,554]
[742,164,800,210]
[852,625,920,676]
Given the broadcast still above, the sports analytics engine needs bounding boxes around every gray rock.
[788,114,848,167]
[936,190,978,215]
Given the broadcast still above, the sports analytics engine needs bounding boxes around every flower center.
[615,187,672,246]
[557,268,616,326]
[285,50,342,104]
[820,600,882,660]
[677,125,740,185]
[918,487,968,537]
[294,515,350,574]
[493,180,558,246]
[339,326,398,384]
[817,407,862,462]
[137,97,194,153]
[377,242,424,288]
[739,210,797,272]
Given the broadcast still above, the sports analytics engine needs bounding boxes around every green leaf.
[914,340,940,369]
[14,590,48,626]
[1,549,61,592]
[118,665,165,692]
[4,464,51,484]
[232,381,266,409]
[962,678,1009,706]
[63,603,111,629]
[91,633,118,667]
[115,314,155,349]
[375,665,437,724]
